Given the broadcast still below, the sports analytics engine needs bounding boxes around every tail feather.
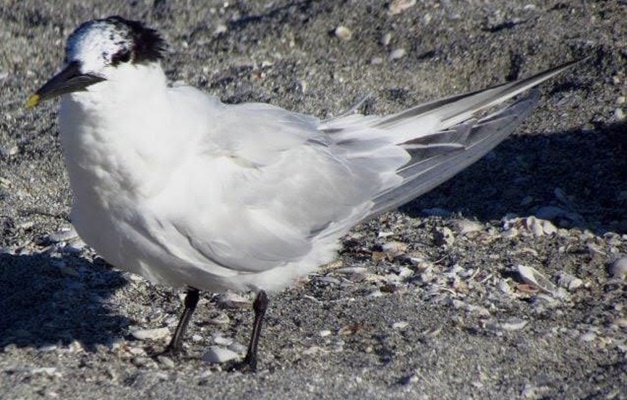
[369,90,541,217]
[318,58,586,227]
[374,57,587,144]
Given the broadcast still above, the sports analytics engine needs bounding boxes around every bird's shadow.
[401,121,626,234]
[0,252,129,351]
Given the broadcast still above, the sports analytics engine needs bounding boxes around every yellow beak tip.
[26,94,40,108]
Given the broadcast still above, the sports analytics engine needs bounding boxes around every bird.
[27,16,585,372]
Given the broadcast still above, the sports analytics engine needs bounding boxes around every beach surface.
[0,1,625,399]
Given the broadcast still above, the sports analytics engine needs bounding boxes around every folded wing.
[158,59,583,274]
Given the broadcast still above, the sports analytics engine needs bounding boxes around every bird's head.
[27,16,166,108]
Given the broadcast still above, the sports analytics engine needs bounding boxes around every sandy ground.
[0,0,625,399]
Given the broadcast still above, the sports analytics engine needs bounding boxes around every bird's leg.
[234,290,269,372]
[165,287,200,353]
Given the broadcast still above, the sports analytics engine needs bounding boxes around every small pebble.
[389,48,406,60]
[207,313,230,325]
[400,371,420,385]
[128,346,146,356]
[371,57,384,65]
[331,339,345,352]
[453,219,483,235]
[3,145,18,157]
[541,220,557,235]
[215,292,251,308]
[434,227,455,246]
[613,318,627,329]
[388,0,416,15]
[67,341,84,354]
[466,303,490,317]
[157,355,175,369]
[202,346,240,364]
[334,26,352,41]
[579,331,596,342]
[319,329,332,337]
[132,356,153,367]
[501,227,519,238]
[380,32,392,46]
[392,321,408,329]
[525,216,545,237]
[532,293,558,306]
[498,279,514,295]
[214,24,227,35]
[608,257,627,279]
[521,383,551,399]
[65,237,87,251]
[499,318,528,331]
[38,344,58,352]
[517,265,557,294]
[192,334,203,342]
[47,228,78,243]
[422,325,443,337]
[131,327,170,341]
[18,221,34,230]
[303,346,326,356]
[213,336,233,346]
[317,276,340,285]
[228,342,247,354]
[556,272,583,291]
[381,241,407,255]
[398,267,414,278]
[31,367,57,376]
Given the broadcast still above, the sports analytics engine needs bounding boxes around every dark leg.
[165,287,200,353]
[235,290,269,372]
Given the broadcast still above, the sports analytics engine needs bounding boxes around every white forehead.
[66,21,132,71]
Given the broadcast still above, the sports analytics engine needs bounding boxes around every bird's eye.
[111,49,131,65]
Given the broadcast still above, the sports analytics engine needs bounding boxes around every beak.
[26,61,105,108]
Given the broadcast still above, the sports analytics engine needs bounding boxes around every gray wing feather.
[368,91,540,217]
[175,58,585,274]
[321,58,586,221]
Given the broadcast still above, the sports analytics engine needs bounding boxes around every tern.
[28,16,585,371]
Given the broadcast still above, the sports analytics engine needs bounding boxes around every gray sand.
[1,1,625,399]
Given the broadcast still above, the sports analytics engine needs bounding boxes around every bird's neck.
[58,63,180,203]
[64,62,169,117]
